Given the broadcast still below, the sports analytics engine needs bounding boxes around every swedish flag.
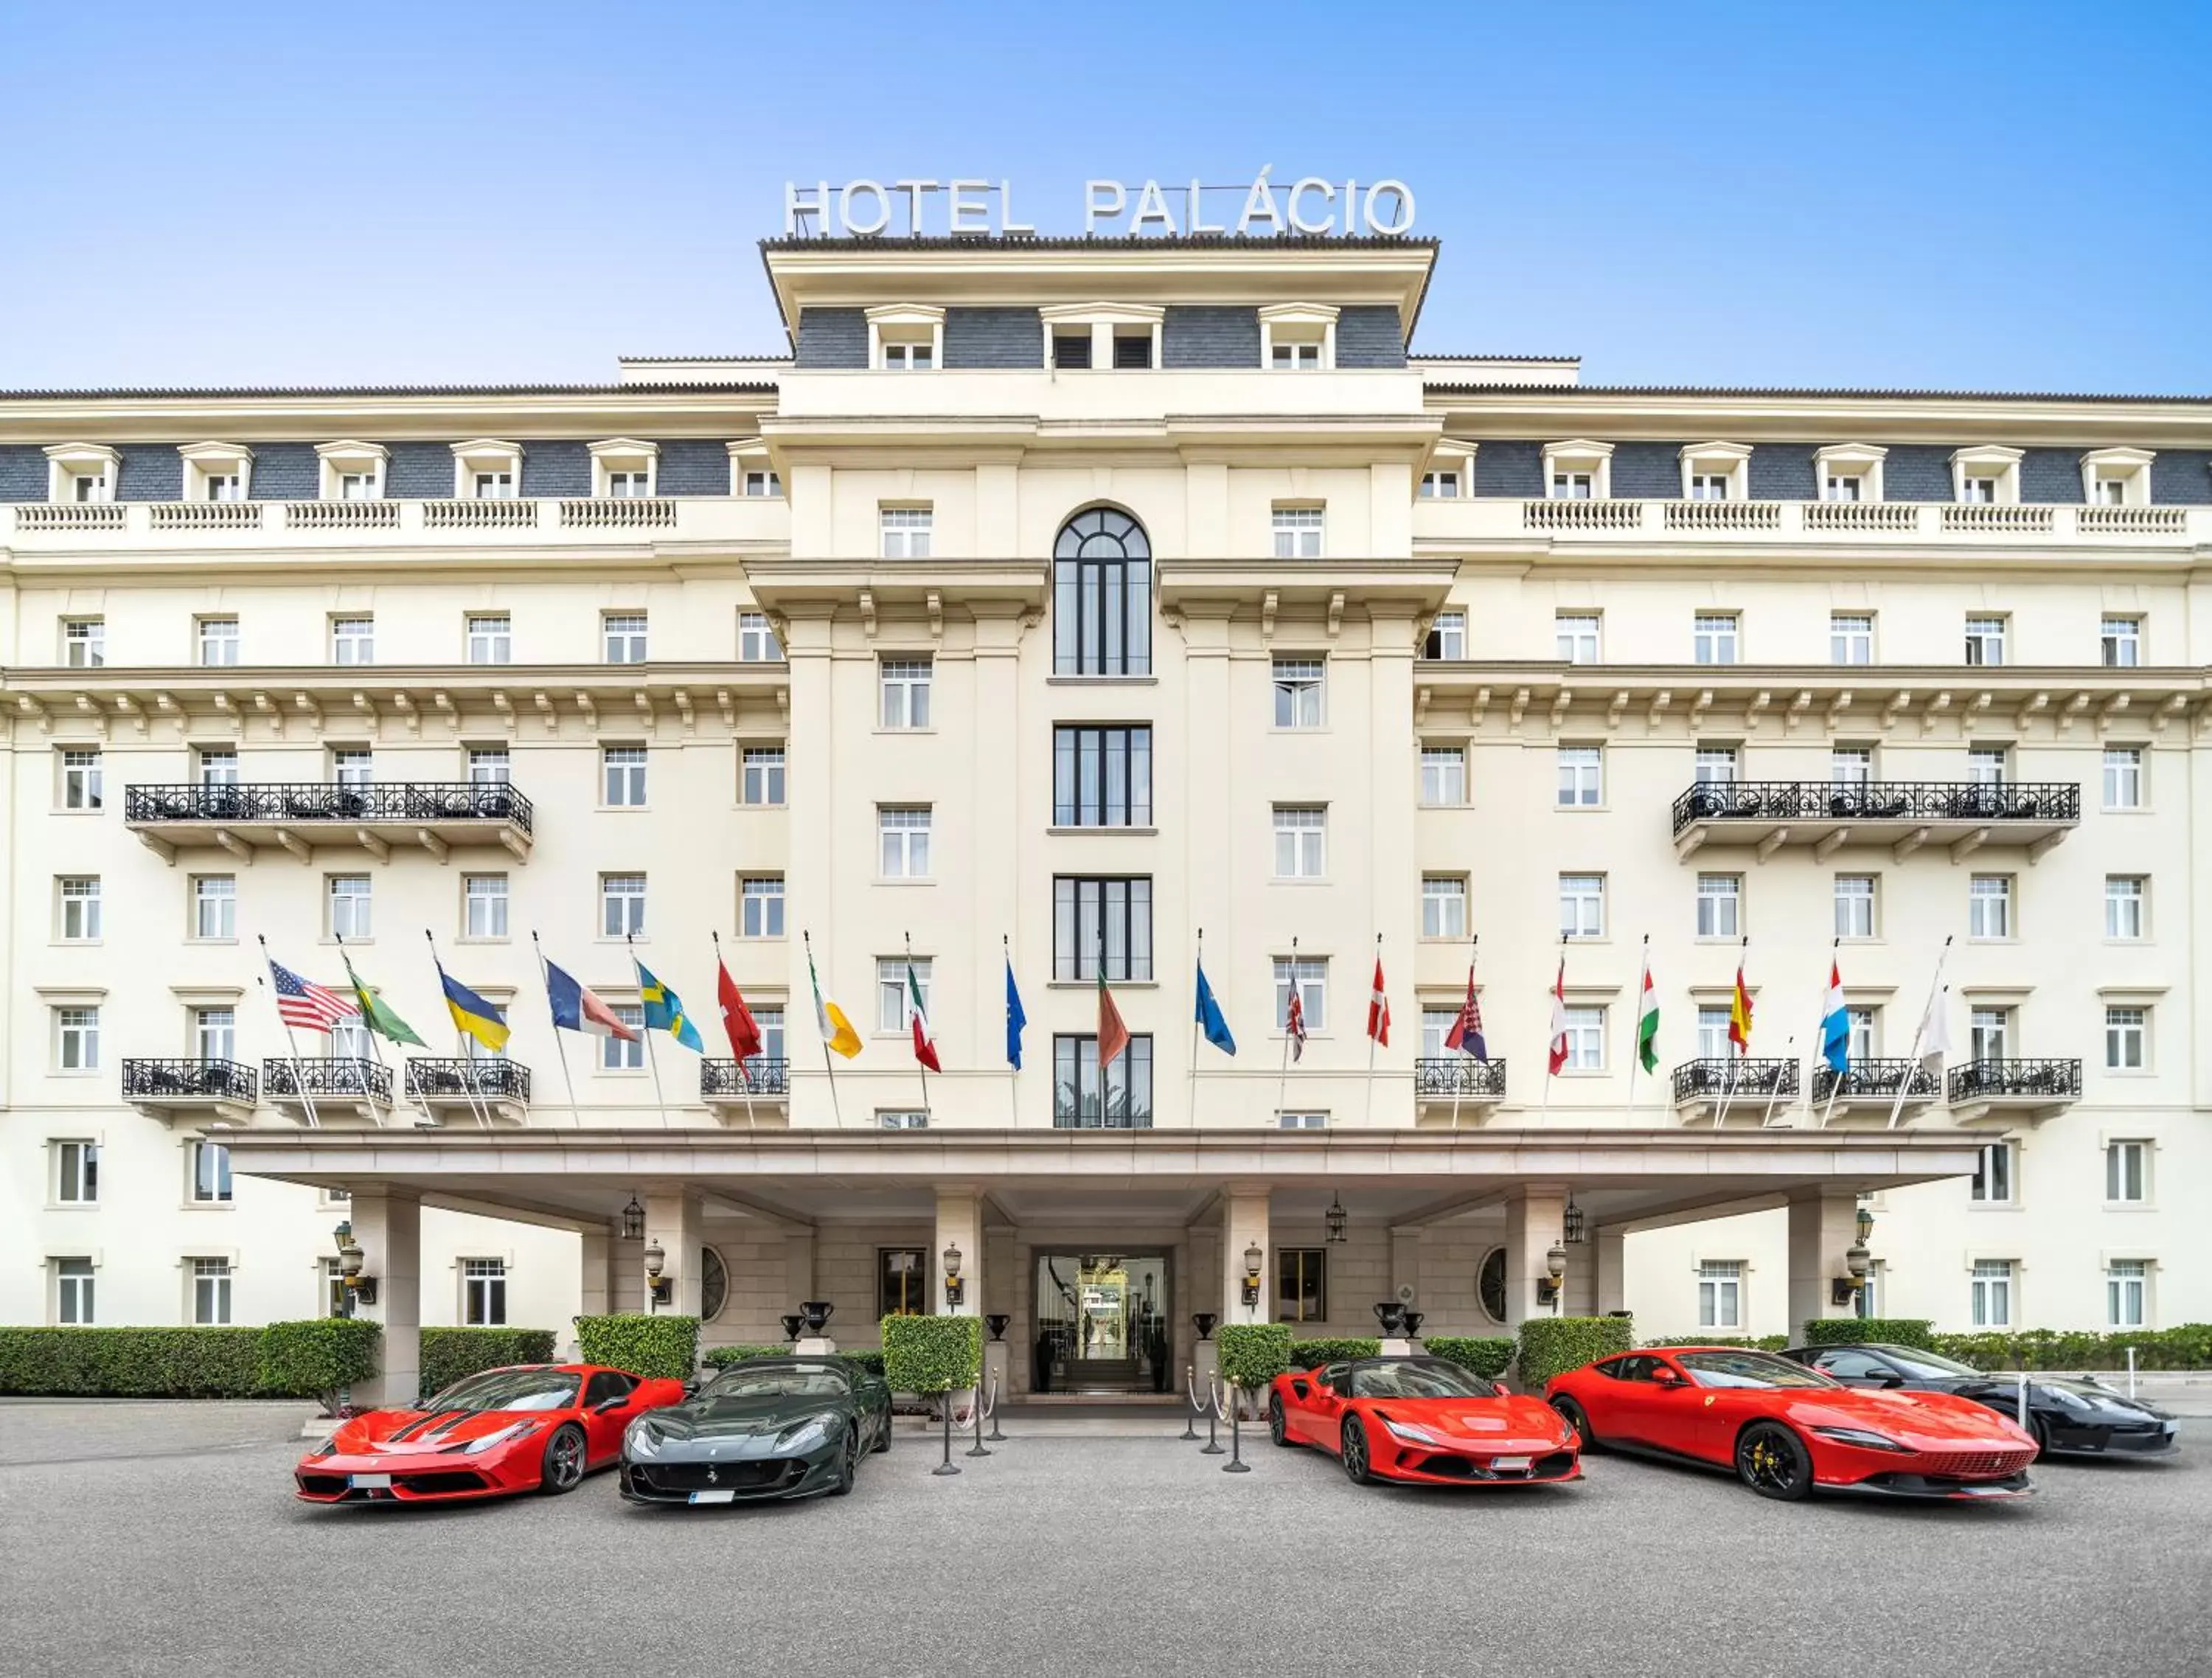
[636,960,704,1052]
[438,966,510,1053]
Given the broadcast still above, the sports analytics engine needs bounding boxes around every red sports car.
[1268,1354,1582,1486]
[1546,1346,2037,1501]
[296,1363,686,1505]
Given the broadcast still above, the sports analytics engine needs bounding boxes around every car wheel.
[2030,1416,2053,1460]
[828,1427,858,1497]
[1735,1421,1812,1502]
[1552,1396,1599,1452]
[537,1424,586,1495]
[1340,1418,1374,1486]
[870,1410,892,1453]
[1268,1393,1292,1448]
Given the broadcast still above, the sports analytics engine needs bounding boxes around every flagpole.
[905,930,931,1124]
[1890,936,1953,1129]
[335,934,399,1130]
[1716,935,1747,1129]
[804,930,844,1127]
[1626,934,1646,1118]
[627,934,672,1131]
[1006,933,1019,1129]
[1450,934,1476,1131]
[1540,935,1563,1124]
[1276,934,1297,1120]
[255,936,321,1130]
[426,930,491,1131]
[1189,927,1203,1129]
[1761,1034,1795,1128]
[530,931,585,1129]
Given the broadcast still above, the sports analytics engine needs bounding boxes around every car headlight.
[1811,1425,1911,1452]
[775,1416,834,1452]
[625,1422,661,1458]
[1379,1418,1450,1448]
[462,1420,541,1455]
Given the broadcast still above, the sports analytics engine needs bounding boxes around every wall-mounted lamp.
[942,1242,964,1310]
[1535,1240,1568,1309]
[1563,1194,1587,1245]
[643,1236,672,1309]
[333,1219,377,1307]
[1241,1242,1265,1310]
[1833,1228,1874,1308]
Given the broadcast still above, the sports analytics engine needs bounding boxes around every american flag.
[268,958,357,1032]
[1286,989,1307,1062]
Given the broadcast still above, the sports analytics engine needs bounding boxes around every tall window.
[56,1006,100,1070]
[331,616,375,666]
[2105,1006,2147,1070]
[738,613,782,661]
[194,876,236,940]
[2105,1140,2149,1205]
[61,748,103,810]
[603,1006,645,1070]
[1694,745,1738,785]
[1556,613,1600,664]
[191,1140,233,1203]
[1834,875,1876,939]
[2105,876,2146,940]
[604,613,648,663]
[601,874,646,938]
[1847,1006,1876,1061]
[198,617,240,667]
[1559,1006,1604,1071]
[1420,1009,1458,1059]
[1053,877,1153,980]
[1970,1261,2014,1329]
[328,875,372,940]
[1970,1140,2013,1204]
[602,746,647,807]
[740,877,785,939]
[55,1259,94,1325]
[1696,1005,1732,1060]
[1422,876,1467,939]
[1969,1009,2011,1062]
[877,958,932,1034]
[1273,806,1325,878]
[1695,874,1741,939]
[58,877,100,941]
[1966,747,2008,787]
[2100,616,2140,668]
[465,875,509,939]
[1964,616,2006,666]
[467,747,511,785]
[1053,1034,1153,1128]
[880,506,933,558]
[463,1258,508,1326]
[1830,613,1873,666]
[1423,610,1466,661]
[1831,747,1873,787]
[1053,725,1152,826]
[741,747,787,806]
[192,1258,234,1326]
[1272,507,1324,560]
[880,658,933,729]
[1557,745,1602,807]
[2103,747,2143,810]
[1272,658,1324,728]
[1054,509,1152,676]
[1967,876,2011,940]
[1273,958,1327,1033]
[198,748,238,787]
[332,748,373,788]
[748,1008,786,1075]
[1420,746,1466,805]
[2107,1261,2148,1329]
[1559,874,1604,939]
[1693,613,1739,666]
[467,614,512,665]
[1277,1250,1326,1323]
[1697,1261,1742,1329]
[195,1007,235,1062]
[879,807,932,878]
[55,1139,99,1202]
[62,618,105,668]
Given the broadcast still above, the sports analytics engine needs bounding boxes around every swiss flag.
[717,958,762,1062]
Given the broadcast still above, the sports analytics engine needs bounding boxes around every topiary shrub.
[880,1315,981,1393]
[1515,1315,1633,1391]
[574,1314,699,1379]
[1801,1317,1933,1350]
[1284,1337,1381,1368]
[258,1318,383,1411]
[1423,1336,1516,1381]
[418,1328,557,1401]
[1216,1322,1293,1391]
[701,1343,791,1368]
[0,1327,266,1397]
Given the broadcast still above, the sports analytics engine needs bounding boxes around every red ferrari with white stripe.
[296,1364,686,1505]
[1269,1355,1582,1486]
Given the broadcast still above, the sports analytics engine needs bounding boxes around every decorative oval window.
[700,1247,728,1323]
[1478,1247,1508,1323]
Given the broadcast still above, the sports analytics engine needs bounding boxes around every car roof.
[1779,1343,1917,1357]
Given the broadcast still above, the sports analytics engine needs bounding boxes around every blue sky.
[1,0,2207,393]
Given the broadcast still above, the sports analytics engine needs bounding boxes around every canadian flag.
[1546,955,1570,1076]
[1366,955,1391,1048]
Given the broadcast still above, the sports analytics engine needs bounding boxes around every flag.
[546,960,637,1040]
[1097,971,1130,1071]
[341,955,427,1047]
[636,961,704,1051]
[437,964,510,1054]
[1005,956,1028,1069]
[1918,984,1952,1075]
[1366,956,1391,1048]
[268,958,356,1033]
[1194,958,1237,1056]
[1728,956,1754,1054]
[1444,966,1486,1059]
[1285,989,1307,1062]
[906,958,941,1073]
[1635,949,1659,1074]
[1820,960,1850,1074]
[717,958,762,1062]
[1546,956,1569,1076]
[809,946,862,1059]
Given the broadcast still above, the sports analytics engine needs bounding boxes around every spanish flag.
[809,944,861,1059]
[1728,950,1753,1054]
[438,964,510,1054]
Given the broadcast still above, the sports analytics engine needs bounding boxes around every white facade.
[3,234,2208,1395]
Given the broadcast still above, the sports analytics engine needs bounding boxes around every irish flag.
[907,957,942,1073]
[1635,944,1659,1073]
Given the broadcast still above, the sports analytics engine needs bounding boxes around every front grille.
[396,1472,489,1494]
[1407,1448,1576,1481]
[632,1459,795,1493]
[297,1474,348,1495]
[1917,1449,2034,1477]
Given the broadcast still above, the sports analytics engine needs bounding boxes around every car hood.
[639,1393,845,1442]
[332,1407,552,1454]
[1363,1396,1571,1443]
[1781,1386,2037,1447]
[2025,1377,2173,1420]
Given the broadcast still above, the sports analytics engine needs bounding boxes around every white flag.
[1918,985,1952,1073]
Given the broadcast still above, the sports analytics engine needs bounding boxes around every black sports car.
[618,1356,894,1505]
[1780,1342,2179,1460]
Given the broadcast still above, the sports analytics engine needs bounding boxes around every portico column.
[1593,1228,1628,1316]
[579,1229,616,1321]
[934,1188,983,1318]
[1503,1186,1567,1328]
[644,1188,703,1320]
[1221,1186,1271,1327]
[347,1188,420,1410]
[1787,1188,1861,1336]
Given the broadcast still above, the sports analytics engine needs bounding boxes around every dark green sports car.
[617,1356,893,1505]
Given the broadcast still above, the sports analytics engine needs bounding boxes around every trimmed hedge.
[1424,1336,1517,1381]
[574,1314,699,1379]
[1515,1315,1634,1391]
[880,1315,981,1393]
[1644,1335,1790,1353]
[257,1318,383,1409]
[702,1343,792,1368]
[418,1329,557,1401]
[1216,1322,1293,1390]
[1921,1325,2212,1372]
[1801,1317,1935,1350]
[1284,1337,1381,1368]
[0,1320,383,1404]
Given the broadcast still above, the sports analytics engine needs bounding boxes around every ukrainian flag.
[636,961,705,1052]
[439,967,510,1053]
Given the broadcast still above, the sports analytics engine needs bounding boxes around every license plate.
[1490,1456,1532,1472]
[687,1489,737,1505]
[348,1474,392,1489]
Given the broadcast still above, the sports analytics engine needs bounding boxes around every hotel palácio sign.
[784,170,1416,239]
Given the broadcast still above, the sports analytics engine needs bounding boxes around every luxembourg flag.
[1819,958,1850,1075]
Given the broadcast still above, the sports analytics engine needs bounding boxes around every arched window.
[1054,508,1151,676]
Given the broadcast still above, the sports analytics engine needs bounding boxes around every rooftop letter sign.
[784,170,1415,239]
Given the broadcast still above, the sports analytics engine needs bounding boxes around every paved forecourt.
[0,1401,2205,1678]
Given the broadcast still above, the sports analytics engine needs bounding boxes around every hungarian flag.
[717,958,762,1062]
[1635,947,1659,1073]
[1728,955,1754,1054]
[1097,971,1130,1072]
[1366,956,1390,1047]
[1546,955,1570,1076]
[1444,965,1486,1059]
[907,958,941,1073]
[1286,989,1308,1062]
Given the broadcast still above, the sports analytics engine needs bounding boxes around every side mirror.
[1652,1367,1682,1387]
[1493,1382,1511,1399]
[1880,1375,1907,1390]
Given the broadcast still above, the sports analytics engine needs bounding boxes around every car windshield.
[424,1368,580,1412]
[1874,1348,1983,1379]
[703,1363,852,1401]
[1677,1351,1837,1390]
[1348,1359,1492,1399]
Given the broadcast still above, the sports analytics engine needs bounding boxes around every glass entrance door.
[1032,1252,1169,1393]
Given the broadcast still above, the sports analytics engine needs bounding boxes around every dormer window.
[728,439,783,499]
[178,442,254,503]
[2080,448,2154,508]
[43,444,119,504]
[589,439,659,498]
[1259,303,1339,372]
[451,439,524,499]
[1042,303,1163,371]
[1950,446,2023,505]
[1543,440,1614,501]
[866,304,945,371]
[1680,442,1750,501]
[1419,439,1478,500]
[1814,444,1887,504]
[315,441,389,501]
[1420,470,1459,498]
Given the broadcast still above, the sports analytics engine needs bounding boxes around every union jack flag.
[268,958,357,1033]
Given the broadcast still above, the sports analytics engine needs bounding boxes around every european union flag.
[1005,955,1028,1069]
[1194,958,1237,1056]
[635,960,704,1051]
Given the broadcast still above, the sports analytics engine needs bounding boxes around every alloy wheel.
[540,1424,585,1494]
[1268,1393,1290,1447]
[1735,1423,1811,1501]
[1340,1419,1372,1485]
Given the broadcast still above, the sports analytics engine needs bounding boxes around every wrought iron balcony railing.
[125,781,534,834]
[700,1058,790,1097]
[1946,1058,2083,1104]
[1811,1059,1941,1102]
[406,1058,532,1101]
[1672,1057,1800,1102]
[1414,1056,1508,1098]
[121,1057,258,1101]
[262,1057,392,1102]
[1671,779,2079,838]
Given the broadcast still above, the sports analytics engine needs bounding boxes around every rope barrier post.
[987,1372,1006,1443]
[1201,1372,1225,1455]
[1180,1364,1200,1441]
[1223,1380,1251,1474]
[967,1374,995,1458]
[933,1389,960,1477]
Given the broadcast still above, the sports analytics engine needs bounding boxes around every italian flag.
[1635,945,1659,1073]
[907,959,942,1073]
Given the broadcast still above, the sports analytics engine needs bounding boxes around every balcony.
[1672,780,2079,863]
[1944,1058,2083,1124]
[263,1057,392,1126]
[125,781,533,864]
[1425,498,2205,549]
[1413,1056,1507,1121]
[405,1057,532,1125]
[1809,1060,1941,1126]
[700,1058,790,1124]
[0,495,778,552]
[1672,1057,1798,1125]
[121,1057,258,1124]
